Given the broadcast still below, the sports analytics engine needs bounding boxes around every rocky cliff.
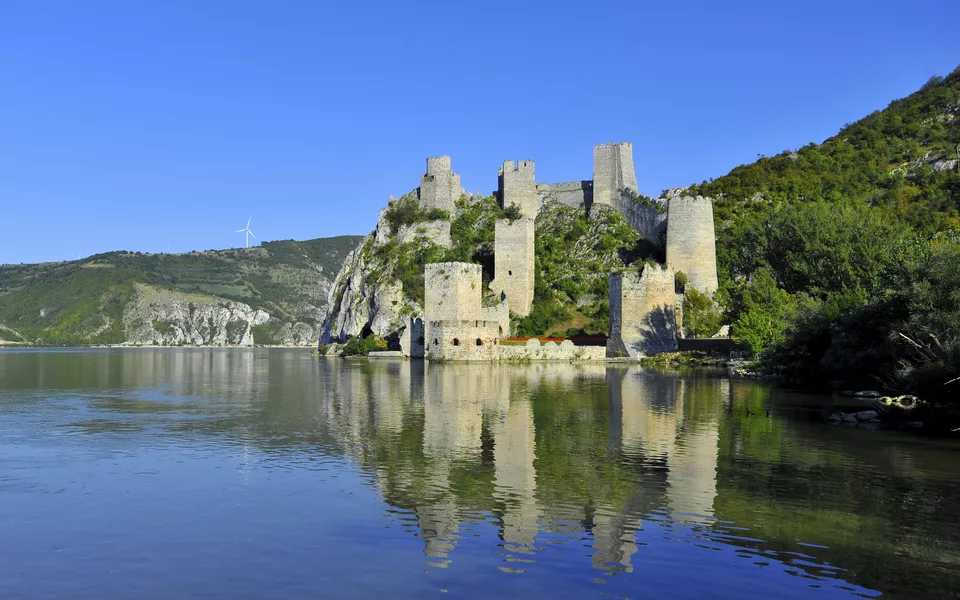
[0,235,360,346]
[123,284,269,346]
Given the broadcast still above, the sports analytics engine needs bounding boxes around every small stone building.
[424,263,507,361]
[607,265,681,358]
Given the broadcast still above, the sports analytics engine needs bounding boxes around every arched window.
[452,338,460,346]
[498,326,503,336]
[433,338,439,345]
[475,338,483,346]
[508,270,512,276]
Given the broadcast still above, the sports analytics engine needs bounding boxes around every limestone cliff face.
[123,284,270,346]
[320,209,416,343]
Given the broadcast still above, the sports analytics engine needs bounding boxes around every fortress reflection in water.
[318,360,728,574]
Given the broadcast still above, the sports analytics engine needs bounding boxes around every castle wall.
[536,181,593,211]
[593,142,638,211]
[424,263,483,322]
[418,155,462,214]
[490,219,535,317]
[498,160,539,218]
[498,339,607,361]
[424,319,503,361]
[607,266,680,358]
[665,196,719,296]
[615,197,668,245]
[482,301,510,338]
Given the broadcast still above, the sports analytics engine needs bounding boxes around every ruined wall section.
[616,196,668,245]
[489,219,535,317]
[424,262,483,322]
[665,196,719,297]
[498,160,539,219]
[536,181,593,211]
[418,155,462,214]
[607,265,680,358]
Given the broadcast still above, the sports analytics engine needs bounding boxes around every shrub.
[682,288,720,338]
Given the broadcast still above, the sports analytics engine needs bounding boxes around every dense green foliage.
[341,334,388,356]
[514,205,642,337]
[696,67,960,402]
[682,288,720,339]
[382,193,450,232]
[0,236,361,345]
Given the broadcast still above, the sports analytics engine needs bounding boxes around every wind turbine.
[235,216,256,248]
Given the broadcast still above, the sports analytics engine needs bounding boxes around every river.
[1,349,958,599]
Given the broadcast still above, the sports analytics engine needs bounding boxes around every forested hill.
[682,65,959,404]
[0,236,361,346]
[684,66,960,236]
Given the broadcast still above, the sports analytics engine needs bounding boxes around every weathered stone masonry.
[419,156,462,214]
[665,195,719,296]
[490,218,535,317]
[607,265,680,358]
[498,160,539,219]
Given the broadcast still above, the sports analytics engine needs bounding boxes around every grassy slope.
[0,236,361,345]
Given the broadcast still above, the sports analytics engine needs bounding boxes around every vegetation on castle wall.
[682,288,720,339]
[382,193,450,232]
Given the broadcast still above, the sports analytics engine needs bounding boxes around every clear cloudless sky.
[1,0,959,264]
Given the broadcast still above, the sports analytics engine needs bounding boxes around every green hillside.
[682,65,960,403]
[0,236,361,345]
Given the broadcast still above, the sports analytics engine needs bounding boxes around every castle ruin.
[665,195,719,296]
[424,263,505,361]
[607,266,680,358]
[418,156,462,214]
[356,141,719,361]
[498,160,539,218]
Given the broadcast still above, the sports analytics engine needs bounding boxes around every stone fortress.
[394,141,720,361]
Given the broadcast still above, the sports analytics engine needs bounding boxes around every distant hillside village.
[320,142,720,361]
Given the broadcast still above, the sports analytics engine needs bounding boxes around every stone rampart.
[482,301,510,338]
[665,196,718,296]
[498,160,539,218]
[607,266,679,358]
[419,156,462,214]
[425,262,483,322]
[536,181,593,211]
[489,219,535,317]
[424,319,503,361]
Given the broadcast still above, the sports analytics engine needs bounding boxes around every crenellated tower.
[419,156,462,213]
[498,160,539,219]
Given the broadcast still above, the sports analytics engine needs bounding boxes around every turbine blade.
[248,231,256,238]
[234,229,245,233]
[247,216,252,228]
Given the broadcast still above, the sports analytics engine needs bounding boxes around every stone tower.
[498,160,539,219]
[419,156,462,214]
[665,195,719,296]
[490,218,535,316]
[424,262,483,322]
[607,265,680,358]
[592,142,638,210]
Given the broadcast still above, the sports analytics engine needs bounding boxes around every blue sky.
[1,0,958,264]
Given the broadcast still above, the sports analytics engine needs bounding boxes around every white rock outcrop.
[122,285,269,346]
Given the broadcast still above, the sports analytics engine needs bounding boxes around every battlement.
[419,156,461,213]
[499,159,535,175]
[665,196,718,296]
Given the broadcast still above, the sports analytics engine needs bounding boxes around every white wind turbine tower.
[235,216,256,248]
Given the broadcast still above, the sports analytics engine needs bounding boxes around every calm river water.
[1,349,959,599]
